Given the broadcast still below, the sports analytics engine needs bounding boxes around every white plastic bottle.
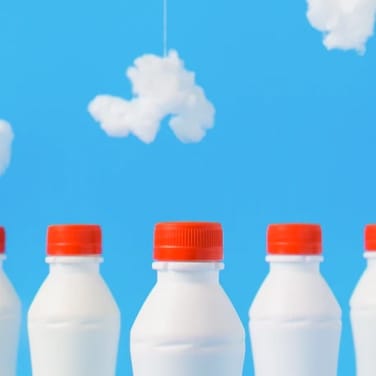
[249,223,342,376]
[350,224,376,376]
[0,226,21,376]
[130,222,245,376]
[28,224,121,376]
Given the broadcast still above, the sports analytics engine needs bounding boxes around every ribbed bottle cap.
[47,225,102,256]
[0,227,5,254]
[365,224,376,251]
[154,222,223,261]
[267,223,322,255]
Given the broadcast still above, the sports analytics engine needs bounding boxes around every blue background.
[0,0,375,374]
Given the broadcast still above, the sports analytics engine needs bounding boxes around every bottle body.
[350,254,376,376]
[28,256,120,376]
[249,256,341,376]
[0,257,21,376]
[130,262,245,376]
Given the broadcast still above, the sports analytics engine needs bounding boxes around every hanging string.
[163,0,168,56]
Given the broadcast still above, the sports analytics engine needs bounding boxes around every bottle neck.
[0,254,4,268]
[153,261,223,284]
[46,256,102,273]
[365,252,376,268]
[266,255,322,273]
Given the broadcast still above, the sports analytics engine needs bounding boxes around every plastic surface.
[154,222,223,261]
[130,261,245,376]
[249,255,341,376]
[0,256,21,376]
[47,224,102,256]
[267,224,322,255]
[364,224,376,251]
[0,227,5,253]
[350,253,376,376]
[28,256,120,376]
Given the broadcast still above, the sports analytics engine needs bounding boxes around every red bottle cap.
[267,224,322,255]
[365,224,376,251]
[0,227,5,254]
[47,225,102,256]
[154,222,223,261]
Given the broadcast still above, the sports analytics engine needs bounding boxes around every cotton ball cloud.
[307,0,376,53]
[0,120,13,175]
[88,50,215,143]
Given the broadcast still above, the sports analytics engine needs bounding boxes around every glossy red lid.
[47,225,102,256]
[154,222,223,261]
[267,224,322,255]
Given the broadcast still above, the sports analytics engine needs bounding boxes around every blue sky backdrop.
[1,0,376,374]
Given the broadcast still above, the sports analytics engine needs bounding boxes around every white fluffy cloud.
[307,0,376,53]
[88,50,215,143]
[0,120,13,175]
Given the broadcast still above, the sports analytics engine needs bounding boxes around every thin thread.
[163,0,167,56]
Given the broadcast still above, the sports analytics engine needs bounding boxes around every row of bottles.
[0,222,375,375]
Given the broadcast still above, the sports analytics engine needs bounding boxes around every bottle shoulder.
[28,271,119,320]
[249,270,341,320]
[351,267,376,308]
[131,280,245,341]
[0,271,21,313]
